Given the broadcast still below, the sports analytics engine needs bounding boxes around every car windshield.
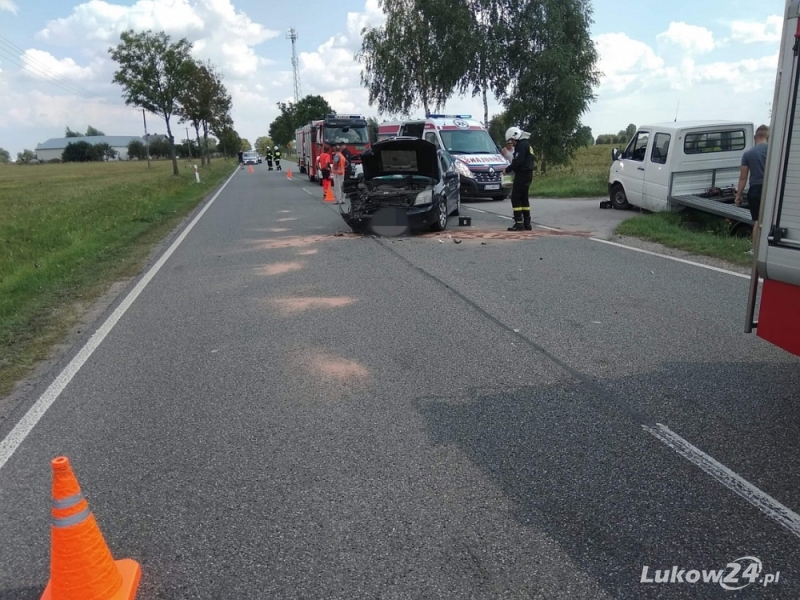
[325,126,369,146]
[439,130,498,155]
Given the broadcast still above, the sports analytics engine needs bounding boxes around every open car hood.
[360,138,438,181]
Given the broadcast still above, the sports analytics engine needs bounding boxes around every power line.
[0,34,118,106]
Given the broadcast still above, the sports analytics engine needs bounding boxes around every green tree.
[501,0,600,171]
[62,141,93,162]
[255,136,273,156]
[488,111,513,145]
[17,149,37,163]
[0,147,10,163]
[240,139,252,152]
[268,95,334,147]
[178,59,231,167]
[575,124,594,147]
[452,0,506,126]
[127,139,147,160]
[358,0,462,115]
[269,103,297,147]
[85,125,105,136]
[625,123,637,139]
[217,128,241,158]
[294,95,334,129]
[149,138,172,159]
[65,127,81,138]
[109,29,194,176]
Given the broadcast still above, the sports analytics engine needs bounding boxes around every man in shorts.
[735,125,769,252]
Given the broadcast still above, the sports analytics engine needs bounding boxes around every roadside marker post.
[193,164,200,184]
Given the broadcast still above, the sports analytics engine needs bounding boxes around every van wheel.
[611,184,631,210]
[730,222,753,238]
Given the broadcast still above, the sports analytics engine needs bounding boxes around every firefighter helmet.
[505,127,527,142]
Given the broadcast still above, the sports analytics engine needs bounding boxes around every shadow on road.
[414,360,800,599]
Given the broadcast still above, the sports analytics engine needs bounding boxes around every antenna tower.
[286,27,302,103]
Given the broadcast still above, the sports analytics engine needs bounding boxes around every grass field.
[529,144,612,198]
[0,159,234,399]
[616,210,753,266]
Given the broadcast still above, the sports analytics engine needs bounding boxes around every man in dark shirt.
[736,125,769,251]
[503,126,535,231]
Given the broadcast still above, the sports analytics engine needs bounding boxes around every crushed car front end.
[341,138,443,233]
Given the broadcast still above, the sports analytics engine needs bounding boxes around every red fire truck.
[295,114,371,183]
[745,0,800,356]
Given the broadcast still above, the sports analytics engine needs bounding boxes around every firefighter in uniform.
[273,146,282,171]
[265,146,273,170]
[502,126,535,231]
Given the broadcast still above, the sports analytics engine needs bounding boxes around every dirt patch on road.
[256,262,306,276]
[419,228,593,241]
[271,297,356,314]
[252,233,361,250]
[306,351,370,381]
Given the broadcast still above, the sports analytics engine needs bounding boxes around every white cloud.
[657,22,716,54]
[0,0,18,14]
[36,0,280,79]
[594,33,665,93]
[20,49,95,82]
[730,15,783,44]
[293,0,385,113]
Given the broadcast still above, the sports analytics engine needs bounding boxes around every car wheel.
[430,196,449,232]
[611,184,631,210]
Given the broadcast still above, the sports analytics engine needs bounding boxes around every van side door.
[641,132,672,211]
[618,131,651,207]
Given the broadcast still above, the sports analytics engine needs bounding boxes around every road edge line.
[590,237,751,280]
[643,423,800,539]
[0,167,240,472]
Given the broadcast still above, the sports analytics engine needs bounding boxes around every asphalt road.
[1,162,799,599]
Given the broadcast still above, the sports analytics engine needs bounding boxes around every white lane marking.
[643,423,800,539]
[303,188,314,196]
[0,167,240,473]
[590,237,751,280]
[464,206,561,229]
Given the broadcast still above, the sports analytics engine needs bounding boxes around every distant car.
[256,154,263,164]
[243,151,258,165]
[342,137,460,234]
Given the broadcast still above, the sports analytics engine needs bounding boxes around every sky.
[0,0,785,157]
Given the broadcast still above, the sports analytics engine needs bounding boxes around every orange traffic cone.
[286,169,293,180]
[248,165,254,173]
[323,184,336,203]
[41,457,141,600]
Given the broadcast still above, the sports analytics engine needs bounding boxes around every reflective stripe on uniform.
[52,507,91,528]
[52,491,84,509]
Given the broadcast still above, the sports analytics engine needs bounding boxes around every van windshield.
[440,130,499,155]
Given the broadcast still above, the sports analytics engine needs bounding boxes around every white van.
[398,115,510,200]
[608,121,754,212]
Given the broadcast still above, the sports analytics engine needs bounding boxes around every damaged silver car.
[341,137,460,235]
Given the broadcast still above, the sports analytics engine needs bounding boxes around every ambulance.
[396,115,510,201]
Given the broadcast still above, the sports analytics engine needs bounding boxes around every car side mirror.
[445,171,458,181]
[612,148,620,161]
